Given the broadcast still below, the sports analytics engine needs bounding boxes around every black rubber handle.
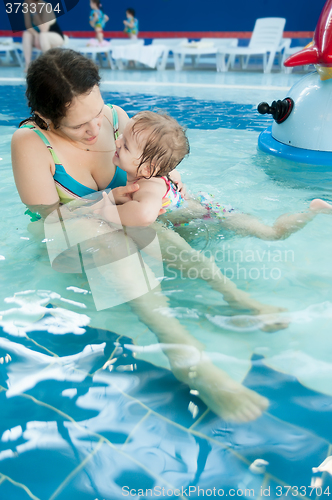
[257,98,294,124]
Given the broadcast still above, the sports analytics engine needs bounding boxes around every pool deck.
[0,63,307,102]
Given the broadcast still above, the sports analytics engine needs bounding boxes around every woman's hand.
[93,191,114,220]
[111,183,140,204]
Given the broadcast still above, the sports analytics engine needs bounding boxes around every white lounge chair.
[172,38,238,71]
[107,39,145,69]
[110,42,169,70]
[65,37,112,66]
[151,38,188,69]
[216,17,286,73]
[109,38,144,46]
[0,37,23,67]
[281,42,310,73]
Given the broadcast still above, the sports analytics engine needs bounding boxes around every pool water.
[1,69,332,499]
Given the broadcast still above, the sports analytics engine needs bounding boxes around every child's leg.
[222,199,332,240]
[222,211,314,240]
[309,198,332,213]
[158,199,211,226]
[164,197,332,241]
[95,27,103,43]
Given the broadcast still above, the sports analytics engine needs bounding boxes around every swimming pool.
[1,67,332,499]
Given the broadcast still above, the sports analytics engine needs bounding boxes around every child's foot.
[173,359,269,422]
[310,199,332,213]
[88,38,99,46]
[255,305,289,332]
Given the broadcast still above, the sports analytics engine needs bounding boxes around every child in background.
[89,0,109,45]
[123,8,139,39]
[94,110,332,238]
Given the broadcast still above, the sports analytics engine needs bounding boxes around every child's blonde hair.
[131,110,190,179]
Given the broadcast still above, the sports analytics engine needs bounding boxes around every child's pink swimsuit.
[160,176,234,219]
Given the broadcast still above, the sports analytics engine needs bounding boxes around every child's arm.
[168,170,189,200]
[168,170,181,184]
[124,19,134,28]
[94,179,166,226]
[89,11,98,27]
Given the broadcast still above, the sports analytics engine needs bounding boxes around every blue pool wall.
[0,0,326,34]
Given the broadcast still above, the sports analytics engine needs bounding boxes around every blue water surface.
[0,85,272,131]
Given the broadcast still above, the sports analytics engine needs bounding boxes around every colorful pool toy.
[257,0,332,166]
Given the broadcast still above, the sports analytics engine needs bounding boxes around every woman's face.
[58,86,104,146]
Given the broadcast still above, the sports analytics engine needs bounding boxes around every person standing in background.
[123,8,139,39]
[89,0,109,45]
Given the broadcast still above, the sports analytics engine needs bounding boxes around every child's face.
[90,0,97,9]
[126,11,133,19]
[113,119,149,178]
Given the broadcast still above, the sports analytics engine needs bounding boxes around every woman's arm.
[38,13,56,32]
[39,19,56,32]
[11,128,60,208]
[36,3,56,32]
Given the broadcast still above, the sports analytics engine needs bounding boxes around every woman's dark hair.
[20,48,101,129]
[126,8,135,17]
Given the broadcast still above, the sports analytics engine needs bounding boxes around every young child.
[123,8,139,39]
[89,0,109,45]
[93,110,332,239]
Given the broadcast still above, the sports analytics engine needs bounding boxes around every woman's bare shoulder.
[11,126,59,205]
[12,125,44,146]
[11,125,53,171]
[11,126,52,165]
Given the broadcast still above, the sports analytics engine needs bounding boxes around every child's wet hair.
[131,111,190,179]
[126,8,135,16]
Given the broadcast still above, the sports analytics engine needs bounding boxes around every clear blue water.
[1,75,332,499]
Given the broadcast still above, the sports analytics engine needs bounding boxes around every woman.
[12,48,279,422]
[22,0,65,71]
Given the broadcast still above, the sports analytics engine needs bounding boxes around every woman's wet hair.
[20,48,101,129]
[131,111,190,179]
